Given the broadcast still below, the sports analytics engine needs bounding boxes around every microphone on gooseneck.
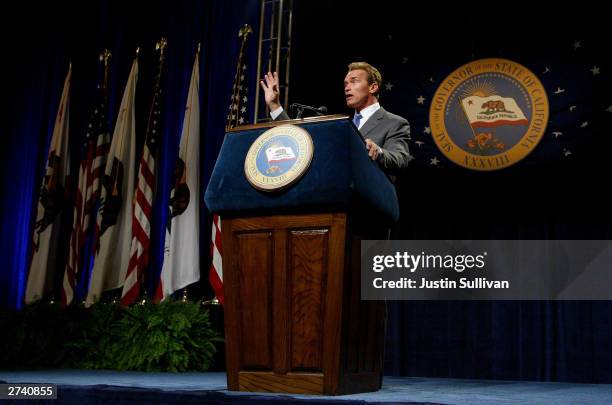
[290,103,328,118]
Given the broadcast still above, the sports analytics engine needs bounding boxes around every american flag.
[209,68,248,303]
[208,213,223,304]
[226,61,250,130]
[61,53,111,306]
[210,25,253,304]
[121,39,166,305]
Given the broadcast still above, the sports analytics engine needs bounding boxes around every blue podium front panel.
[205,118,399,224]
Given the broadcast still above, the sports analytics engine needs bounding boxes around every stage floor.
[1,370,612,404]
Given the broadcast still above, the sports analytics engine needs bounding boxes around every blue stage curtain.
[0,0,260,309]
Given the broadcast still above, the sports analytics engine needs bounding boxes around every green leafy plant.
[105,301,222,372]
[0,300,222,372]
[62,302,122,369]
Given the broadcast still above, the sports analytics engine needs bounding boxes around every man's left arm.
[378,118,413,173]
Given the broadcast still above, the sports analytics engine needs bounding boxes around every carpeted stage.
[1,371,612,404]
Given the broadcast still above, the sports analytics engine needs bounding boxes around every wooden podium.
[204,116,399,395]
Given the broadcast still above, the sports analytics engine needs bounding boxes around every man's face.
[344,69,376,111]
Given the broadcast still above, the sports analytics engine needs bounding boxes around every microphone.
[290,103,328,118]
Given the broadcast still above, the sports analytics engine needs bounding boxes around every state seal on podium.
[244,124,314,191]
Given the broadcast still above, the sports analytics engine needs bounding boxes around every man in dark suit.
[260,62,413,176]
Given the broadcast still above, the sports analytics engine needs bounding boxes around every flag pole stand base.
[202,297,221,306]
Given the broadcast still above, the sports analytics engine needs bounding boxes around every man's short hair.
[348,62,382,98]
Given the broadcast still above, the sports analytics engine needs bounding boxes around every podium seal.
[244,124,314,191]
[429,58,549,170]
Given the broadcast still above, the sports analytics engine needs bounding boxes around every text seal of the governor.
[429,58,549,170]
[244,124,314,191]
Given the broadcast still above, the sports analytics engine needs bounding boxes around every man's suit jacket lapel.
[358,107,385,139]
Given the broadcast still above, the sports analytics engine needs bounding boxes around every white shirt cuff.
[270,106,284,120]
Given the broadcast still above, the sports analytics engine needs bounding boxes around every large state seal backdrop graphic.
[430,58,549,171]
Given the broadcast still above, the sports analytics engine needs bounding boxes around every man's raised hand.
[260,71,281,111]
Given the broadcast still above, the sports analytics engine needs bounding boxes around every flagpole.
[188,40,221,306]
[100,49,112,91]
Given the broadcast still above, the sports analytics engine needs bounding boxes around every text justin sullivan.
[373,277,510,289]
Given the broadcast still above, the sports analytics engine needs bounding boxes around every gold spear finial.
[99,49,112,66]
[239,24,253,38]
[156,37,168,58]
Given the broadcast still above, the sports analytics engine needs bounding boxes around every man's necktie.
[353,113,362,129]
